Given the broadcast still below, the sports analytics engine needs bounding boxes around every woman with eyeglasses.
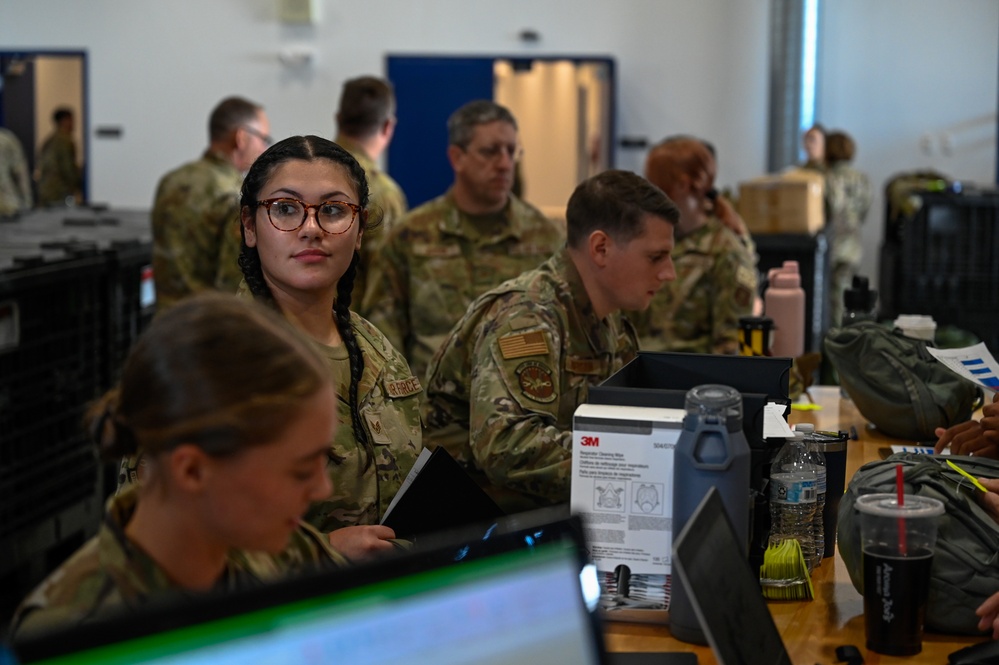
[11,294,346,639]
[237,135,423,560]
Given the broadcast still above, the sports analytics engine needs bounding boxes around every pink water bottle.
[765,261,805,358]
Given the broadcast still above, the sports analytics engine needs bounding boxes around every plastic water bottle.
[765,261,806,358]
[670,384,751,645]
[795,424,826,568]
[769,431,818,572]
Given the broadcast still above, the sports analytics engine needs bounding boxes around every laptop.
[13,510,608,665]
[672,487,793,665]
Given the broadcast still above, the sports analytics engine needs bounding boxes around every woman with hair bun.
[236,135,423,560]
[11,294,346,639]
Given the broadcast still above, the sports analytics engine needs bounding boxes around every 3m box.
[570,403,684,624]
[738,169,824,235]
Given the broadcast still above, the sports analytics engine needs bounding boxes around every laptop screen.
[671,488,792,665]
[15,513,607,665]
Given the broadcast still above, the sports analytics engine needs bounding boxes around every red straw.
[896,464,908,556]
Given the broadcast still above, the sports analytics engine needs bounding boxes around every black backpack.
[838,452,999,635]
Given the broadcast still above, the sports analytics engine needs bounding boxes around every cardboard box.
[738,169,825,235]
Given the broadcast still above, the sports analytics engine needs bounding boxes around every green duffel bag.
[824,321,981,440]
[838,452,999,635]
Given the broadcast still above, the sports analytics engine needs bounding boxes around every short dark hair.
[209,97,263,142]
[565,170,679,248]
[336,76,395,138]
[447,100,517,148]
[53,107,73,124]
[825,131,856,164]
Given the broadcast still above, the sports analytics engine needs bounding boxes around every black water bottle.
[669,385,751,645]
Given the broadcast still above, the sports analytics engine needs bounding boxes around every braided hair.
[238,135,377,472]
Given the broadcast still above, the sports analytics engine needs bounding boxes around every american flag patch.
[498,331,548,359]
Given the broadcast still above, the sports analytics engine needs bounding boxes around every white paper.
[926,342,999,392]
[380,447,432,524]
[889,445,942,455]
[570,403,684,576]
[763,402,796,439]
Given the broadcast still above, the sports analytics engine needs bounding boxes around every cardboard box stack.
[738,168,825,235]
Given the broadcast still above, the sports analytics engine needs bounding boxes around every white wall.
[0,0,770,208]
[818,0,998,287]
[0,0,996,292]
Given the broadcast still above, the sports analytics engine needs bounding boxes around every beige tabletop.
[603,385,988,663]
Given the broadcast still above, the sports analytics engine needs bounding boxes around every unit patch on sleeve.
[498,330,549,359]
[515,360,557,403]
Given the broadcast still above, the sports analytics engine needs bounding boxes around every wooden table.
[603,386,987,663]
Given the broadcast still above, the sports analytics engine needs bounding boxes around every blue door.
[386,56,494,208]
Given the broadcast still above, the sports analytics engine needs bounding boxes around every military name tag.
[498,330,549,359]
[565,357,602,375]
[413,243,461,258]
[385,376,422,398]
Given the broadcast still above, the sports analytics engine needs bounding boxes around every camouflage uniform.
[423,249,638,513]
[335,136,408,313]
[116,300,424,535]
[361,190,565,381]
[151,151,244,310]
[9,485,347,640]
[630,217,757,354]
[824,162,872,327]
[305,311,424,533]
[36,131,79,206]
[0,128,32,215]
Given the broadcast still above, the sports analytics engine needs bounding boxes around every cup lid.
[855,493,944,518]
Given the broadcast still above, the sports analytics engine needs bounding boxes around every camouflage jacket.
[628,218,757,354]
[36,132,79,206]
[151,150,244,310]
[824,163,872,267]
[336,136,408,311]
[360,190,565,382]
[629,217,757,355]
[10,486,347,640]
[305,311,424,533]
[0,128,32,215]
[422,249,637,513]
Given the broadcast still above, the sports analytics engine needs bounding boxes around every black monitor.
[13,510,608,665]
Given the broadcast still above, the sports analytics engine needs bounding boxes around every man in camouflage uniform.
[333,76,408,310]
[824,130,872,327]
[423,170,677,513]
[361,100,564,381]
[151,97,271,310]
[0,127,32,215]
[630,136,758,354]
[36,107,81,206]
[10,485,347,639]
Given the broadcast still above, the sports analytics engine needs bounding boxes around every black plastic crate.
[884,190,999,354]
[0,250,107,539]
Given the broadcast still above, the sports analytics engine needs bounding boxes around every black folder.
[381,447,505,540]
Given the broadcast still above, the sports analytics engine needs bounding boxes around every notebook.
[671,487,793,665]
[13,510,607,665]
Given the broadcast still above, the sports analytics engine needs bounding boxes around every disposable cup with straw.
[896,464,907,556]
[855,486,944,655]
